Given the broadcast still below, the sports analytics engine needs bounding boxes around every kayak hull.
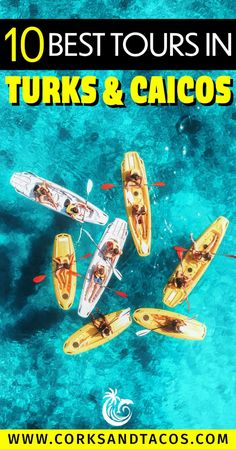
[64,308,132,355]
[163,216,229,307]
[78,218,128,318]
[121,152,151,257]
[52,234,76,310]
[10,172,108,225]
[133,308,206,340]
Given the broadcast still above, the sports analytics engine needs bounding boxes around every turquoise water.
[0,2,236,430]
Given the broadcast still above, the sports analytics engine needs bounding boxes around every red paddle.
[74,271,128,298]
[103,285,128,298]
[173,246,236,259]
[32,253,92,284]
[68,270,82,277]
[33,275,46,284]
[79,253,93,260]
[33,269,128,298]
[100,182,166,190]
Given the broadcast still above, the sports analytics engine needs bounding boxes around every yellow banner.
[0,429,235,449]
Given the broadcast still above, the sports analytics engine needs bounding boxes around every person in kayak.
[124,170,143,189]
[190,232,218,262]
[91,310,113,338]
[64,199,91,220]
[33,182,58,209]
[53,253,75,290]
[132,203,147,239]
[153,313,187,334]
[170,270,192,289]
[103,240,123,263]
[87,263,108,303]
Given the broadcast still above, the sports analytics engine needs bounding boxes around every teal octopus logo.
[102,388,133,427]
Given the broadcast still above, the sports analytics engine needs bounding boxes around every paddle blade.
[114,290,128,298]
[118,308,131,322]
[33,274,46,284]
[173,246,188,260]
[119,307,131,318]
[79,253,93,260]
[69,270,82,277]
[136,329,151,337]
[224,254,236,259]
[152,182,166,187]
[87,179,93,195]
[101,183,116,190]
[113,268,122,281]
[177,250,184,260]
[173,246,188,252]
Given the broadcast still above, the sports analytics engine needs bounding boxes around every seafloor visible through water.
[0,1,236,430]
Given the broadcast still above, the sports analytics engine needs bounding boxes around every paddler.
[124,170,143,189]
[170,270,192,289]
[132,203,147,239]
[103,240,123,263]
[64,199,90,220]
[153,313,187,334]
[87,263,108,303]
[91,310,113,338]
[190,232,218,262]
[33,181,58,209]
[53,253,75,290]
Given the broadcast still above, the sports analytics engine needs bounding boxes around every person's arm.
[206,234,218,253]
[190,233,199,252]
[135,177,143,187]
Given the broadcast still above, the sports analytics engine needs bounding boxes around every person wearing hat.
[64,199,91,220]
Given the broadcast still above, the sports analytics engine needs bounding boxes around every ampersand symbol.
[103,76,125,107]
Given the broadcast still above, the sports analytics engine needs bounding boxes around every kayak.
[163,216,229,307]
[121,152,151,257]
[10,172,108,225]
[78,218,128,318]
[133,308,206,341]
[64,308,132,355]
[52,234,77,310]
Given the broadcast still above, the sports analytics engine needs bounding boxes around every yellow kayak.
[121,152,151,256]
[52,233,77,310]
[133,308,206,341]
[63,308,132,355]
[163,216,229,308]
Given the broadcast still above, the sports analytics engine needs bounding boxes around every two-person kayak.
[64,308,132,355]
[52,234,77,310]
[10,172,108,225]
[78,218,128,318]
[163,216,229,307]
[133,308,206,340]
[121,152,151,257]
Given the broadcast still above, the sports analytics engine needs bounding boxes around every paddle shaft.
[79,273,127,298]
[174,246,235,259]
[82,229,122,281]
[101,182,165,190]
